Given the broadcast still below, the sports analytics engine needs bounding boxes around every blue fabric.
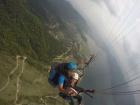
[48,66,66,87]
[48,68,57,87]
[67,62,77,70]
[58,74,65,85]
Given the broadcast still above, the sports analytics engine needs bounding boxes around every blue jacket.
[48,65,67,87]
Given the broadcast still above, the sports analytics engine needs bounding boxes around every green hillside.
[0,0,88,105]
[0,0,67,64]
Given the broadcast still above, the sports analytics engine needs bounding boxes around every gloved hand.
[65,87,78,96]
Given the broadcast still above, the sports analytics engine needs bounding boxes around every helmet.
[73,73,79,80]
[67,62,77,70]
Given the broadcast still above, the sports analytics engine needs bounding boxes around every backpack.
[48,64,69,87]
[48,65,60,87]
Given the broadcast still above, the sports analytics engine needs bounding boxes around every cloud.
[65,0,140,105]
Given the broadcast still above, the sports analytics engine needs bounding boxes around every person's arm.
[58,83,71,95]
[58,75,66,93]
[85,54,96,65]
[58,84,65,92]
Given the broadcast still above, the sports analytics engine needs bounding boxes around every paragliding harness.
[59,55,96,105]
[59,86,95,105]
[74,86,95,98]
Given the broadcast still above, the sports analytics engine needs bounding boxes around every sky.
[65,0,140,105]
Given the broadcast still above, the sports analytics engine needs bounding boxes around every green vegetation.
[0,0,88,104]
[0,0,67,65]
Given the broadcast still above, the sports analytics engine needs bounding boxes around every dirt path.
[0,55,66,105]
[15,56,27,105]
[0,56,20,92]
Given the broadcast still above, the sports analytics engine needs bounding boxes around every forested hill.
[0,0,87,65]
[0,0,88,105]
